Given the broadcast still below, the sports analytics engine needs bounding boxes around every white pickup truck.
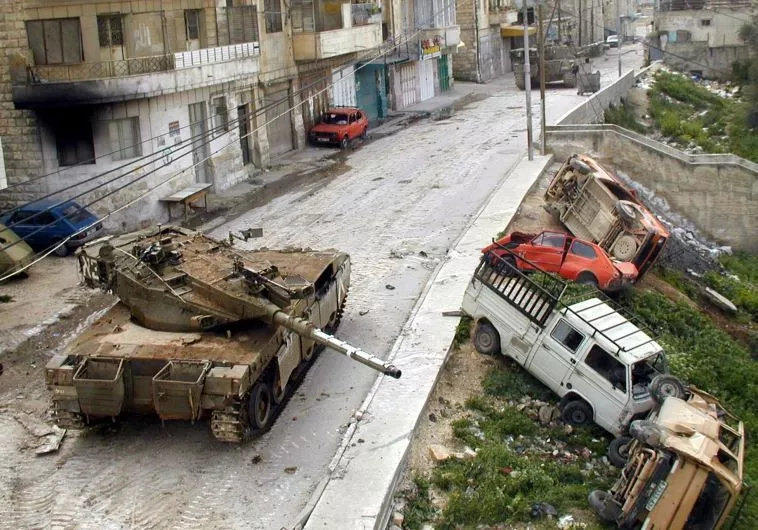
[462,245,686,445]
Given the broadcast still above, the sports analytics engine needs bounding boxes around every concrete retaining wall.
[554,69,635,124]
[545,124,758,252]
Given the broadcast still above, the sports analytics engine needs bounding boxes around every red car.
[482,230,638,291]
[309,107,368,149]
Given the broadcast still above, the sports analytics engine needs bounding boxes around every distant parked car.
[0,200,103,257]
[482,230,638,291]
[0,223,34,279]
[606,35,619,48]
[309,107,368,149]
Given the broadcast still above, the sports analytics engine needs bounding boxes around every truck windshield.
[685,472,732,529]
[631,354,665,399]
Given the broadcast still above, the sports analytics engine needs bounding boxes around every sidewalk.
[299,153,554,530]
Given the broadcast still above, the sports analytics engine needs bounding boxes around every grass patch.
[0,295,13,303]
[604,98,647,133]
[403,475,438,530]
[647,71,758,162]
[704,252,758,323]
[453,315,472,348]
[483,365,553,402]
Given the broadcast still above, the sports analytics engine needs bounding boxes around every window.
[12,210,56,226]
[533,232,566,248]
[290,0,315,33]
[701,19,711,26]
[56,119,95,166]
[227,5,259,43]
[60,204,90,224]
[265,0,283,33]
[185,10,202,40]
[569,240,597,259]
[108,118,141,161]
[26,18,82,65]
[97,14,123,47]
[550,320,584,353]
[584,345,627,392]
[212,97,229,132]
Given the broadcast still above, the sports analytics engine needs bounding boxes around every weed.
[483,366,553,402]
[453,315,472,348]
[604,99,647,133]
[403,475,438,530]
[464,395,489,412]
[0,295,13,303]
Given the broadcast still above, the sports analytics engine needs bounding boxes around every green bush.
[604,99,647,133]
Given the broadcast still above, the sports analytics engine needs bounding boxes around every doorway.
[188,102,211,183]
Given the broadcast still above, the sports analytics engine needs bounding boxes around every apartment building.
[650,0,753,80]
[0,0,309,231]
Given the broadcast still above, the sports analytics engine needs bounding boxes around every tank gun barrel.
[271,312,402,379]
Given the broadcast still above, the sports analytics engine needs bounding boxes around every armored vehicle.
[511,46,579,90]
[45,226,400,442]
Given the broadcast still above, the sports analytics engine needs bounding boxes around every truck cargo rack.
[475,241,660,356]
[473,248,566,327]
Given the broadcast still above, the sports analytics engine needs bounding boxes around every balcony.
[416,26,461,57]
[488,7,518,26]
[12,42,260,108]
[292,3,383,61]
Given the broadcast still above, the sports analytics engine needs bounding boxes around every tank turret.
[49,225,398,442]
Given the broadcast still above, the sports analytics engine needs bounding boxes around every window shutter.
[61,18,82,63]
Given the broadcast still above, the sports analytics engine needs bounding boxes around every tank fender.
[277,332,301,390]
[204,365,251,398]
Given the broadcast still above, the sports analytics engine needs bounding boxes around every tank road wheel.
[562,400,593,426]
[473,321,500,356]
[588,490,622,523]
[248,382,273,431]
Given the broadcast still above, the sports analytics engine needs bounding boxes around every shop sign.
[420,36,443,60]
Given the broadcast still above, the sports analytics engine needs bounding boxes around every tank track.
[209,286,349,443]
[210,403,246,443]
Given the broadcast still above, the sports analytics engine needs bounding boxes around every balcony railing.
[26,42,260,84]
[351,3,383,26]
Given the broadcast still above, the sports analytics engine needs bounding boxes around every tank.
[45,225,400,442]
[510,46,579,90]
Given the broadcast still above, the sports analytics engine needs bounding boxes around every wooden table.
[159,183,212,221]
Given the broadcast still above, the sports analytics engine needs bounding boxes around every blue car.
[0,200,103,256]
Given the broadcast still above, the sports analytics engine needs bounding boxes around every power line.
[0,0,461,277]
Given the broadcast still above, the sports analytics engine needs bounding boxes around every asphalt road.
[0,47,643,530]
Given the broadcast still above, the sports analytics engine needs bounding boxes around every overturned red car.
[482,230,638,291]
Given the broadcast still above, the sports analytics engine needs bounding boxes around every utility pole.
[557,0,562,42]
[538,3,546,155]
[523,0,534,160]
[617,0,622,77]
[578,0,583,46]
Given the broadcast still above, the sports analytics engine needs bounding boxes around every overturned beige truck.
[545,154,669,278]
[590,389,745,529]
[46,226,400,442]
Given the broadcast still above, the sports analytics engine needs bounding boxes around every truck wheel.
[568,158,591,174]
[629,420,665,448]
[473,321,500,355]
[248,382,273,430]
[608,435,633,468]
[611,233,638,261]
[576,272,598,289]
[562,400,593,426]
[650,374,686,403]
[588,490,621,522]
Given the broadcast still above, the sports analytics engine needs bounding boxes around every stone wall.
[0,1,45,207]
[453,0,480,81]
[662,41,750,82]
[553,68,636,124]
[545,124,758,252]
